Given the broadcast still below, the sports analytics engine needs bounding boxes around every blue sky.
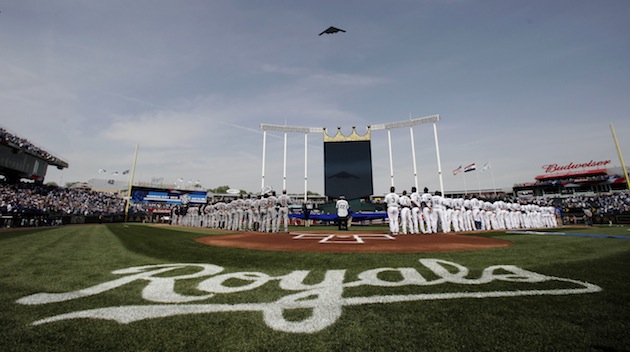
[1,0,628,195]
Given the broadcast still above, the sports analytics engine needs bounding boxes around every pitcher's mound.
[196,231,511,253]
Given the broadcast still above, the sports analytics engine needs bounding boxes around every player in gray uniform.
[233,197,245,231]
[384,186,400,235]
[276,190,292,233]
[251,196,262,231]
[214,201,227,229]
[243,196,254,231]
[258,195,268,232]
[266,191,279,233]
[203,204,214,228]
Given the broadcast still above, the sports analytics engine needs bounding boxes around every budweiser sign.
[542,160,611,173]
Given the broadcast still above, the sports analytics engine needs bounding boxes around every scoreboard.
[130,186,207,205]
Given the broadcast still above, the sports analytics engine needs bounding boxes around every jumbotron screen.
[130,186,207,205]
[324,140,374,200]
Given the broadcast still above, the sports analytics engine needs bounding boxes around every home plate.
[292,233,395,244]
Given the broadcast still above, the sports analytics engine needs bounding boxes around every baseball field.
[1,223,629,351]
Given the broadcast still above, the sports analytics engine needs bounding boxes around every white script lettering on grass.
[17,259,601,334]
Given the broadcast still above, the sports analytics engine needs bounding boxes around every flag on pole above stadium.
[464,163,476,172]
[480,162,491,172]
[453,165,463,175]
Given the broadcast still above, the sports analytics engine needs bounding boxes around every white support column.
[433,122,444,195]
[371,114,440,192]
[387,129,395,187]
[410,125,418,190]
[261,130,267,191]
[282,132,287,190]
[260,123,324,197]
[304,133,308,202]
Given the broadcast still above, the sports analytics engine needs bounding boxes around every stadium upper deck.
[0,126,68,183]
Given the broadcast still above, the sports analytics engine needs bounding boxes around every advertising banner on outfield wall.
[130,186,207,205]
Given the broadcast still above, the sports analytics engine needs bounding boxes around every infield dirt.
[195,231,511,253]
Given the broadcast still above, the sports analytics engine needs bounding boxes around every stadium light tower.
[260,124,324,200]
[371,114,443,195]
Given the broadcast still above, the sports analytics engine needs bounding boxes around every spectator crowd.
[559,193,630,215]
[1,127,67,166]
[1,179,628,229]
[1,182,128,227]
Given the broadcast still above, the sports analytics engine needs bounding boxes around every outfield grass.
[1,224,629,351]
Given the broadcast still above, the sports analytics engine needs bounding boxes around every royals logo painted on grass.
[16,259,601,333]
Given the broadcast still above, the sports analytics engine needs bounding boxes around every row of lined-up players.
[171,190,294,233]
[383,186,559,235]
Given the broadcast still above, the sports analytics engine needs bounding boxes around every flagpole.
[476,171,481,196]
[463,171,468,196]
[124,144,139,223]
[610,123,630,192]
[490,163,497,195]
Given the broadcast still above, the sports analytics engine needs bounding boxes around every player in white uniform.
[335,195,350,230]
[410,187,425,234]
[449,198,460,232]
[470,198,481,230]
[384,186,400,235]
[276,190,292,233]
[398,190,413,234]
[421,188,433,234]
[463,198,474,231]
[431,192,447,233]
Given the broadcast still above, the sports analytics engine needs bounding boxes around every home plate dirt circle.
[195,231,512,253]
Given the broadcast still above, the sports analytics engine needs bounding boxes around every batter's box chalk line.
[291,233,395,244]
